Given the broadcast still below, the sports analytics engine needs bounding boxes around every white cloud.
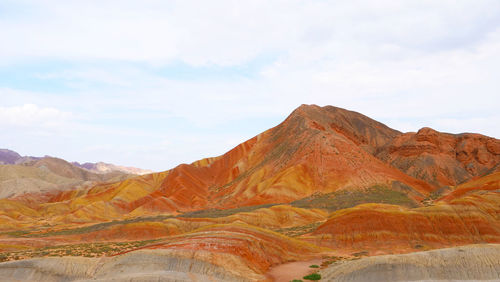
[0,104,72,128]
[1,1,498,66]
[431,116,500,137]
[1,1,499,170]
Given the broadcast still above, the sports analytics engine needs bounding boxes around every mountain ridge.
[0,149,152,176]
[5,104,498,219]
[0,104,499,281]
[3,104,495,223]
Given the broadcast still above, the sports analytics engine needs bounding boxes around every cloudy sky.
[1,0,499,171]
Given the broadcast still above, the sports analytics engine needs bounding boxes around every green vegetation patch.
[178,203,278,218]
[303,273,321,280]
[352,250,369,257]
[13,215,173,238]
[320,255,345,267]
[0,230,31,237]
[0,239,160,262]
[291,185,418,211]
[273,222,324,237]
[13,203,283,238]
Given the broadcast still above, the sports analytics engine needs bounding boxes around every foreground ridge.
[319,244,500,282]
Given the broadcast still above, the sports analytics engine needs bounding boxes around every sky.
[1,0,500,171]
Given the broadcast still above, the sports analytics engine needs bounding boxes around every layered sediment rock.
[320,244,500,282]
[310,195,500,252]
[376,127,500,187]
[0,249,250,282]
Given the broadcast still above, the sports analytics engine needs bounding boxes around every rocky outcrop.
[376,127,500,187]
[320,244,500,282]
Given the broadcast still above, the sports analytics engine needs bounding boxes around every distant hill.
[0,149,23,164]
[72,161,153,175]
[0,149,151,198]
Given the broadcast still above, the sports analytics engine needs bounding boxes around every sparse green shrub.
[309,264,319,268]
[291,185,418,212]
[303,273,321,280]
[352,250,368,257]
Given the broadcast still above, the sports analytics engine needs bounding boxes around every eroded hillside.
[0,104,499,281]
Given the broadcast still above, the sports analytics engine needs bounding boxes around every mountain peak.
[0,149,22,164]
[292,103,322,115]
[286,104,401,152]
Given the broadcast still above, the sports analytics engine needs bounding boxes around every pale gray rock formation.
[0,249,251,282]
[321,244,500,282]
[3,243,499,281]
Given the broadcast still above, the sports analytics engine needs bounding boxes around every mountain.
[0,156,132,199]
[2,104,498,226]
[72,161,153,175]
[0,149,22,165]
[2,105,437,223]
[0,104,499,281]
[0,150,151,199]
[128,104,431,213]
[0,149,152,176]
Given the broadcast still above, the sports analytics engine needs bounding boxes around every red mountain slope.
[5,105,498,226]
[124,105,433,214]
[376,127,500,188]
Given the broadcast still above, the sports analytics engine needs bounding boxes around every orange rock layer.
[377,127,500,187]
[310,173,500,254]
[140,224,327,276]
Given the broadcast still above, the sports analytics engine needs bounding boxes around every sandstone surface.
[320,244,500,282]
